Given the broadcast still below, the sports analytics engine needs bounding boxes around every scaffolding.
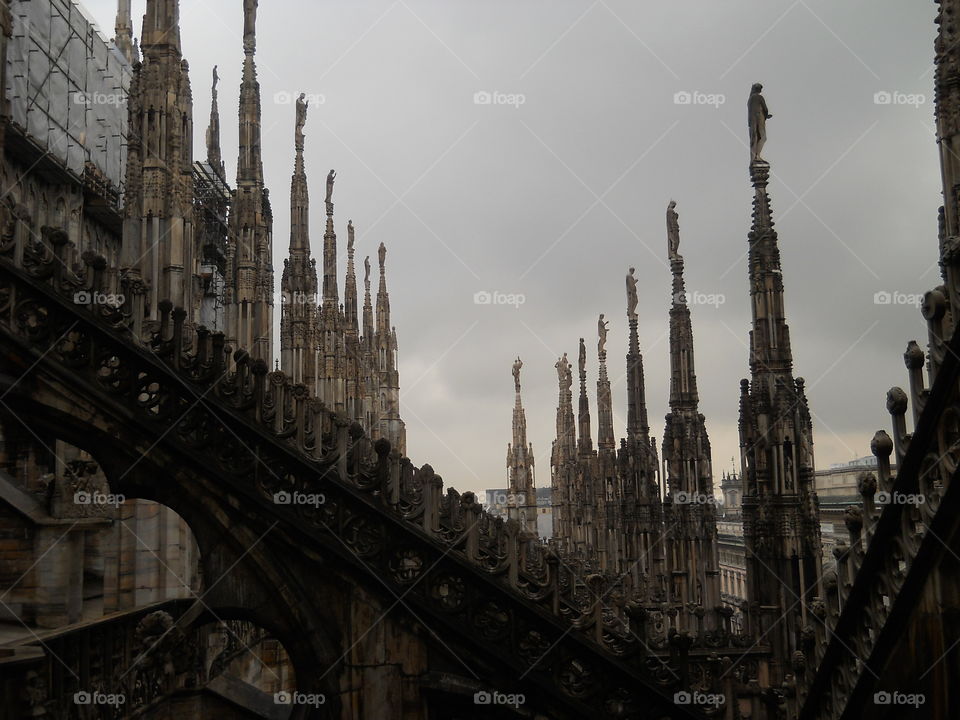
[5,0,130,191]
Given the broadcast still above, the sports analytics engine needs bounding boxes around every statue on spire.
[748,83,772,164]
[295,93,308,150]
[556,353,572,392]
[347,220,355,253]
[578,338,586,376]
[666,200,680,259]
[512,356,523,393]
[378,242,386,272]
[243,0,258,53]
[598,313,608,354]
[364,256,371,285]
[325,169,336,204]
[212,65,219,97]
[626,267,638,318]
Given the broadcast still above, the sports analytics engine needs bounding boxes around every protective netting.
[6,0,130,189]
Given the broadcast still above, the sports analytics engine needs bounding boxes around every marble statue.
[667,200,680,258]
[598,313,608,354]
[626,267,638,318]
[578,338,586,376]
[512,356,522,392]
[748,83,772,163]
[295,93,307,148]
[326,169,336,204]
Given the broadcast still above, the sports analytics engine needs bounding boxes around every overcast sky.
[83,0,940,498]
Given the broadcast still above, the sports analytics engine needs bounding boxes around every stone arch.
[0,381,344,719]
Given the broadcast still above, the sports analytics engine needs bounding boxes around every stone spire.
[343,220,360,421]
[289,94,309,257]
[666,201,698,410]
[362,255,374,343]
[660,200,722,628]
[321,172,339,311]
[550,352,577,551]
[344,221,359,335]
[577,338,593,456]
[279,94,317,389]
[226,0,273,361]
[739,86,821,682]
[934,0,960,314]
[236,1,263,186]
[113,0,136,64]
[119,0,193,328]
[596,313,615,451]
[624,268,650,445]
[619,265,663,591]
[206,66,224,178]
[374,243,406,454]
[507,358,538,536]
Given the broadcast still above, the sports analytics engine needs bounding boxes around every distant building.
[718,457,896,608]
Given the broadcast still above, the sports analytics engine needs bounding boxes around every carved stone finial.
[512,356,522,393]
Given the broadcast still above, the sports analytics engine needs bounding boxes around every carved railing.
[4,599,203,719]
[0,234,719,718]
[798,285,960,719]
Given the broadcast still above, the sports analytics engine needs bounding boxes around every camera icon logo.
[74,691,92,705]
[474,290,492,305]
[674,691,692,704]
[473,91,492,105]
[874,91,892,105]
[274,691,292,705]
[73,291,92,305]
[873,291,892,305]
[273,491,292,505]
[673,91,692,105]
[474,691,492,705]
[74,491,91,505]
[874,691,891,704]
